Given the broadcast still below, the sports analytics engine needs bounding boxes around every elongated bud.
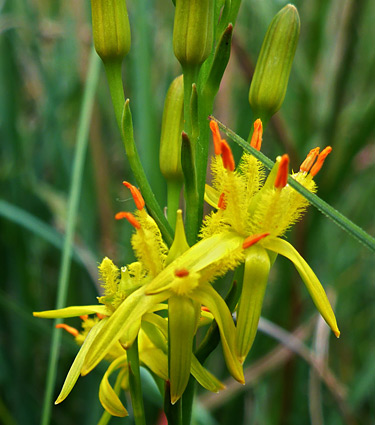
[249,4,300,123]
[160,76,184,182]
[173,0,214,67]
[236,246,270,363]
[90,0,131,64]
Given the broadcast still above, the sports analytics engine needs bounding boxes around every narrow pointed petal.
[55,319,107,404]
[191,283,244,384]
[263,237,340,337]
[33,305,110,319]
[168,295,196,404]
[236,246,270,363]
[82,287,169,375]
[139,343,168,381]
[99,356,128,417]
[191,355,225,393]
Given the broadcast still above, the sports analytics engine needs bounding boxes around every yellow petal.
[204,184,220,208]
[55,319,107,404]
[99,356,128,417]
[191,283,244,384]
[263,237,340,337]
[191,355,225,393]
[33,305,110,319]
[236,246,270,363]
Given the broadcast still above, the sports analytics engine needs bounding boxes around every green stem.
[182,65,198,136]
[167,180,182,232]
[181,376,196,425]
[121,100,174,246]
[164,383,182,425]
[213,117,375,253]
[40,48,101,425]
[127,338,146,425]
[104,61,125,130]
[105,62,173,245]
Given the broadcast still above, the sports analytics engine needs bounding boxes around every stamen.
[174,268,189,278]
[96,313,106,319]
[210,120,223,155]
[56,323,79,337]
[218,192,227,210]
[300,147,320,172]
[310,146,332,177]
[201,306,210,312]
[250,119,263,151]
[80,315,88,321]
[123,181,145,210]
[274,154,289,189]
[242,233,270,249]
[221,140,235,171]
[115,212,141,229]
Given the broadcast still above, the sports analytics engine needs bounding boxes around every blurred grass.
[0,0,374,424]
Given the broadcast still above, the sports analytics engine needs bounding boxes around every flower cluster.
[34,119,339,417]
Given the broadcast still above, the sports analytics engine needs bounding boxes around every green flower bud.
[249,4,300,123]
[91,0,131,63]
[173,0,214,67]
[159,75,184,182]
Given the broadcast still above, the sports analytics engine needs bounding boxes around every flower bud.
[173,0,214,67]
[91,0,131,63]
[249,4,300,123]
[159,75,184,182]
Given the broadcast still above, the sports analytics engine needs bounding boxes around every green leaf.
[263,237,340,337]
[55,319,107,404]
[33,305,110,319]
[213,117,375,253]
[99,356,128,417]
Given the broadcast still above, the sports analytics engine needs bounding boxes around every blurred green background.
[0,0,374,424]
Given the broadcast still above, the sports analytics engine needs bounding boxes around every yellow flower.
[205,120,339,363]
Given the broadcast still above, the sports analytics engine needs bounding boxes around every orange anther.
[210,120,223,155]
[115,212,141,229]
[174,268,189,278]
[274,154,289,189]
[96,313,106,319]
[56,323,79,337]
[123,181,145,210]
[300,147,320,173]
[242,233,270,249]
[218,192,227,210]
[201,306,210,312]
[310,146,332,177]
[80,315,88,321]
[221,140,235,171]
[250,119,263,151]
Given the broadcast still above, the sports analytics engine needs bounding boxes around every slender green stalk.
[181,376,196,425]
[164,383,182,425]
[121,100,174,245]
[127,338,146,425]
[104,61,126,130]
[213,117,375,252]
[40,48,101,425]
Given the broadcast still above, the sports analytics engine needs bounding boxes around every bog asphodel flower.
[206,119,339,362]
[34,121,339,411]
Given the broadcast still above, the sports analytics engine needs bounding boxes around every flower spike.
[123,181,145,210]
[274,154,289,188]
[221,140,235,171]
[310,146,332,177]
[210,120,223,155]
[115,212,141,229]
[250,119,263,151]
[300,147,320,173]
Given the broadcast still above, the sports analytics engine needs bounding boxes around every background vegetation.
[0,0,374,424]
